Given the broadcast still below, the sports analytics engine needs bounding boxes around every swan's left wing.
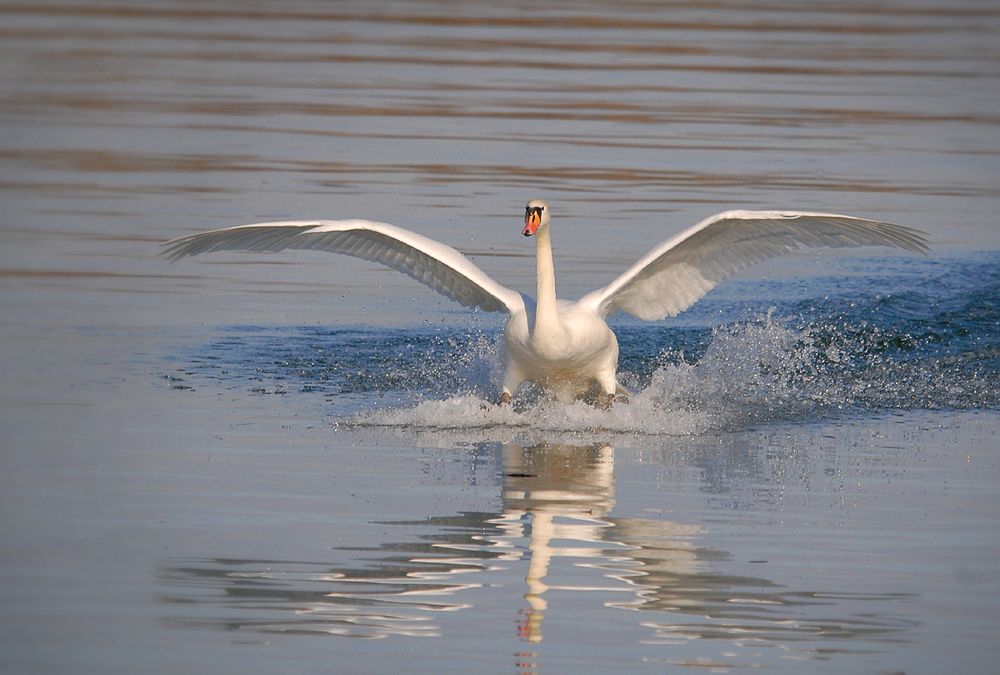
[162,219,525,314]
[579,210,929,321]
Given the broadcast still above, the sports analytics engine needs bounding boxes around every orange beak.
[523,210,541,237]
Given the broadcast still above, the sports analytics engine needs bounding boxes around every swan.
[163,200,928,405]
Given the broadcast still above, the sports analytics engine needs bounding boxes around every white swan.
[163,200,928,405]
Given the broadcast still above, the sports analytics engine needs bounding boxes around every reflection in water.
[160,442,915,661]
[501,443,620,643]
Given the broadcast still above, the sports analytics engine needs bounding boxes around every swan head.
[522,199,551,237]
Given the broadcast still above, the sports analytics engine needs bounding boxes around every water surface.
[1,1,998,673]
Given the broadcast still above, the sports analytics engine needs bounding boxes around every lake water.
[1,1,999,673]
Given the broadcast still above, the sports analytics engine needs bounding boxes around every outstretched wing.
[579,210,929,321]
[162,219,525,315]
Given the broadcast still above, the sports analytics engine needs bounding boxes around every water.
[1,1,999,673]
[175,253,998,435]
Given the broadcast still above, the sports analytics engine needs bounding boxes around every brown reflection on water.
[159,442,916,664]
[9,94,994,128]
[6,146,995,203]
[2,0,998,253]
[5,2,997,30]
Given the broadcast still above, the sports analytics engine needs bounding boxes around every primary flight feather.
[163,200,928,405]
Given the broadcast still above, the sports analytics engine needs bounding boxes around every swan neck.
[534,226,561,335]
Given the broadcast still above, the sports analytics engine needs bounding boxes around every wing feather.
[579,210,929,321]
[162,219,524,315]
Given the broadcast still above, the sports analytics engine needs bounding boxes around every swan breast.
[504,301,618,395]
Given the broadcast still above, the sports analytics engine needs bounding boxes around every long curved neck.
[533,226,563,339]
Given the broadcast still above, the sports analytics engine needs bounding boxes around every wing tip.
[713,209,932,255]
[159,236,195,263]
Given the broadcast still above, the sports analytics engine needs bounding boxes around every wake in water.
[352,310,997,434]
[178,254,999,435]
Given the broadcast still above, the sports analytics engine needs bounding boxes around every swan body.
[503,298,619,402]
[163,200,928,405]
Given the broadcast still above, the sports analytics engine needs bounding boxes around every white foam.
[346,313,824,436]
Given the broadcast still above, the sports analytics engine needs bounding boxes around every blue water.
[175,253,998,433]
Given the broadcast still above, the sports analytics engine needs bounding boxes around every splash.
[178,254,999,435]
[349,308,998,435]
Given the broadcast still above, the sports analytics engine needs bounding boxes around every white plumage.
[163,200,928,405]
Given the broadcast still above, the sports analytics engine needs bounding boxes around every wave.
[178,254,999,435]
[349,309,998,435]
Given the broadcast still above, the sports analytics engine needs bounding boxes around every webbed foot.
[596,390,629,409]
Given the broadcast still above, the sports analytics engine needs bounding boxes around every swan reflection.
[501,442,619,642]
[160,441,913,651]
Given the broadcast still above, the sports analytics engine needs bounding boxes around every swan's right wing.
[162,219,525,315]
[579,210,929,321]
